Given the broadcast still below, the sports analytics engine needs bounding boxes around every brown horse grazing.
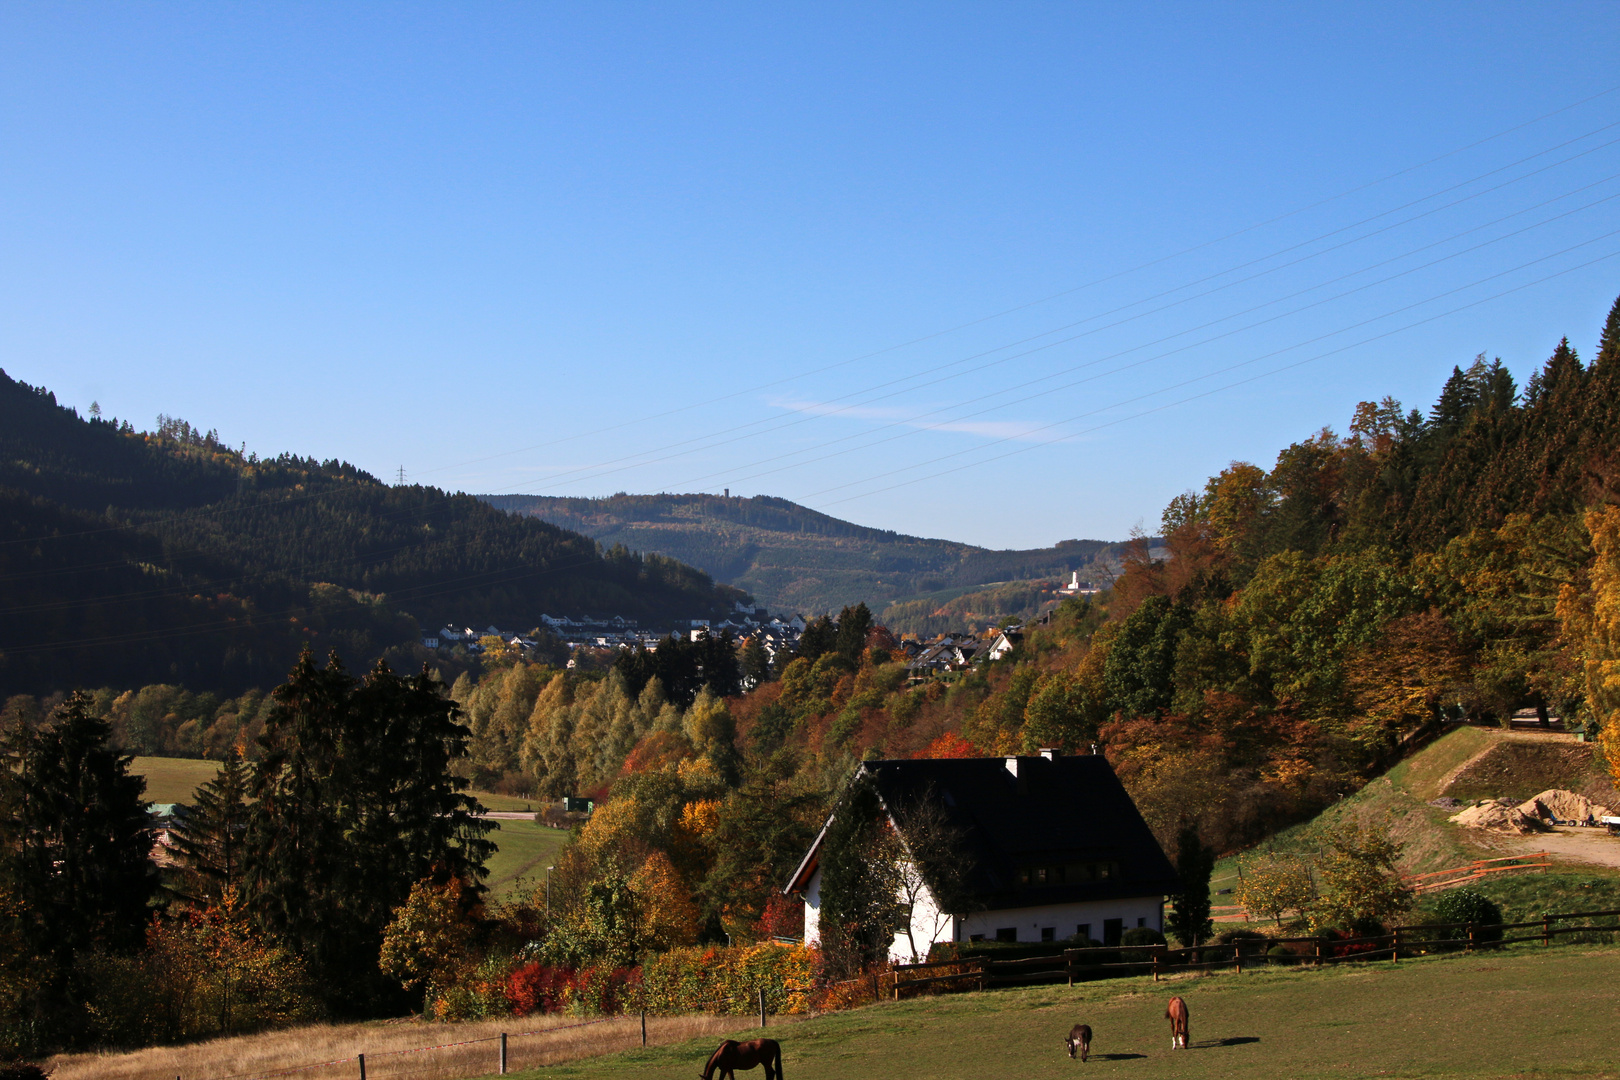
[1165,995,1190,1050]
[700,1038,783,1080]
[1065,1023,1092,1061]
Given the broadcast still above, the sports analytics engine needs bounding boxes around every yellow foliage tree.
[1234,854,1316,928]
[629,850,701,951]
[1562,507,1620,782]
[378,878,478,1002]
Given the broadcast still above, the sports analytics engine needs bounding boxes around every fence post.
[1152,947,1161,983]
[1543,914,1551,947]
[1315,937,1324,967]
[500,1032,507,1075]
[760,987,768,1025]
[357,1053,366,1080]
[1391,927,1400,962]
[1234,946,1242,974]
[1466,923,1476,954]
[642,1009,648,1046]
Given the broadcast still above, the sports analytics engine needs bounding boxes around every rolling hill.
[0,370,743,697]
[480,492,1132,617]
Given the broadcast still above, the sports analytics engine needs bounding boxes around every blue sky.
[4,3,1619,549]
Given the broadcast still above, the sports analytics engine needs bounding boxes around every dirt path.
[1509,826,1620,870]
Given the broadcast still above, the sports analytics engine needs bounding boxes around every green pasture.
[511,945,1620,1080]
[483,818,570,898]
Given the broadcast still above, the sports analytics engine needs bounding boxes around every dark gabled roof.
[787,753,1178,908]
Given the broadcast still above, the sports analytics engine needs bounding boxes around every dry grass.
[44,1012,761,1080]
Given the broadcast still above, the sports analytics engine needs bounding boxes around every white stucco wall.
[954,896,1164,949]
[802,866,822,947]
[803,866,1164,961]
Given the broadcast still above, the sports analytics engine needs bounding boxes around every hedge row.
[638,943,815,1015]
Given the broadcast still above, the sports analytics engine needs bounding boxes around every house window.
[995,927,1017,942]
[1040,927,1055,942]
[1076,923,1091,943]
[1103,918,1123,946]
[1137,917,1147,928]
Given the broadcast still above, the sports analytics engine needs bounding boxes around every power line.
[406,87,1620,483]
[492,142,1620,497]
[809,249,1620,509]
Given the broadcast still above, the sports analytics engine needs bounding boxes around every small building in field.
[784,751,1178,963]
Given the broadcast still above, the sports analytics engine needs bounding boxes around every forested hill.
[0,372,744,697]
[479,491,1118,614]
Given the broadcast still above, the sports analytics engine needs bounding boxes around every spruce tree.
[1166,821,1215,948]
[169,747,251,904]
[2,693,157,957]
[243,650,493,1014]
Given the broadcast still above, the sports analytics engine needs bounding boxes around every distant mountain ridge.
[0,370,742,697]
[480,492,1122,615]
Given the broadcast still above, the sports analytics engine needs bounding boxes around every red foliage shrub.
[916,731,979,759]
[506,962,573,1015]
[755,893,804,940]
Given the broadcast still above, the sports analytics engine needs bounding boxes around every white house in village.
[785,751,1179,963]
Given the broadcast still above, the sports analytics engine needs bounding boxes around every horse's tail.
[774,1039,784,1080]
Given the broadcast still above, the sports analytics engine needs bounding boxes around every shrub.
[1266,944,1300,966]
[1430,889,1504,943]
[1121,927,1166,948]
[638,943,814,1016]
[0,1065,47,1080]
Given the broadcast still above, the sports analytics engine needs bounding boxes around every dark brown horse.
[1165,995,1190,1050]
[700,1038,783,1080]
[1065,1023,1092,1061]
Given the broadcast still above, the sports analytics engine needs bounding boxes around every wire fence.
[150,1016,626,1080]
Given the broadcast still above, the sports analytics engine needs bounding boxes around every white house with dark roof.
[785,751,1178,963]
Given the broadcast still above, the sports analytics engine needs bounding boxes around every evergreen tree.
[739,635,771,689]
[835,602,875,661]
[1165,822,1216,948]
[169,748,251,904]
[0,693,157,958]
[243,650,493,1014]
[796,615,837,663]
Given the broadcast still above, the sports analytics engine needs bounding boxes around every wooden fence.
[889,907,1620,1000]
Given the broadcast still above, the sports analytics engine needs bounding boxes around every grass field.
[483,818,570,897]
[130,756,536,813]
[511,946,1620,1080]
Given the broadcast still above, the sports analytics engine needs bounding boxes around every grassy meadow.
[516,946,1620,1080]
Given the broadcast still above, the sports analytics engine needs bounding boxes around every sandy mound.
[1449,799,1546,834]
[1517,788,1611,823]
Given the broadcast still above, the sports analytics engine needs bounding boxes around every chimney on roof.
[1004,756,1019,778]
[1038,748,1058,761]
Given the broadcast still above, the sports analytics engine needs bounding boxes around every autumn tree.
[1235,852,1316,928]
[1311,821,1412,931]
